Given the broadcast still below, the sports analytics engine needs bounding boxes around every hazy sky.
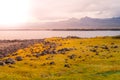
[30,0,120,22]
[0,0,120,25]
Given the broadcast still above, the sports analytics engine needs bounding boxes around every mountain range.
[25,17,120,29]
[1,17,120,29]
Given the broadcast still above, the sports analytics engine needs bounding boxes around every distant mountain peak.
[80,16,94,22]
[112,17,120,19]
[81,16,91,19]
[25,16,120,29]
[68,17,79,21]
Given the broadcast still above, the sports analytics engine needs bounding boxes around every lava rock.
[0,61,5,66]
[8,65,15,68]
[35,53,41,58]
[5,58,15,64]
[57,48,72,54]
[0,54,4,58]
[68,54,76,59]
[15,56,23,61]
[90,49,97,52]
[101,45,109,49]
[49,61,55,65]
[112,46,118,48]
[64,64,70,68]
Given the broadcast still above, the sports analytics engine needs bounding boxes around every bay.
[0,31,120,40]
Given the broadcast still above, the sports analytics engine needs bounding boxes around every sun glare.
[0,0,30,26]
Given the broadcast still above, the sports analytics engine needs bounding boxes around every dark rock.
[95,52,99,55]
[82,50,84,52]
[49,61,55,65]
[64,64,70,68]
[15,56,23,61]
[29,64,33,66]
[101,45,109,49]
[57,48,72,54]
[46,57,53,60]
[12,53,18,56]
[94,46,98,48]
[5,58,15,64]
[35,53,41,58]
[24,62,28,64]
[49,50,56,54]
[26,55,32,57]
[41,50,48,55]
[8,65,15,68]
[86,55,89,56]
[114,51,116,52]
[111,46,118,48]
[82,59,85,61]
[0,54,4,58]
[111,43,115,45]
[0,61,5,66]
[41,63,46,66]
[80,42,82,44]
[90,49,97,52]
[78,56,81,58]
[109,55,113,58]
[68,54,76,59]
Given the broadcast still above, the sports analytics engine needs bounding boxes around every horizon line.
[0,28,120,31]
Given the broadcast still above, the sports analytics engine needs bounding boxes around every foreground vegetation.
[0,36,120,80]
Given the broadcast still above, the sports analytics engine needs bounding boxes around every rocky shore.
[0,39,44,58]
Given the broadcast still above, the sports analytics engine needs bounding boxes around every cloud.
[30,0,120,22]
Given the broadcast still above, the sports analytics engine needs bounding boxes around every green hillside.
[0,36,120,80]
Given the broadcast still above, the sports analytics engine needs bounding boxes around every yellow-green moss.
[0,37,120,80]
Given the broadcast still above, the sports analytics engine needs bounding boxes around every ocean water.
[0,31,120,40]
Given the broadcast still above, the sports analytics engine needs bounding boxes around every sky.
[0,0,120,26]
[30,0,120,22]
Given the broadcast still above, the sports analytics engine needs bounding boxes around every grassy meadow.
[0,36,120,80]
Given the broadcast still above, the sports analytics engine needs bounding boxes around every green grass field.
[0,36,120,80]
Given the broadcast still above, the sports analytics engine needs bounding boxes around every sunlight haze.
[0,0,120,28]
[0,0,30,27]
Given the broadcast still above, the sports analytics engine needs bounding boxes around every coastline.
[0,35,119,58]
[0,39,44,58]
[0,28,120,31]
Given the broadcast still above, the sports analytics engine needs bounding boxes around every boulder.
[101,45,109,49]
[90,49,97,52]
[112,45,118,48]
[0,61,5,66]
[35,53,41,58]
[5,58,15,64]
[64,64,70,68]
[0,54,4,58]
[8,65,15,68]
[15,56,23,61]
[68,54,76,59]
[57,48,72,54]
[49,61,55,65]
